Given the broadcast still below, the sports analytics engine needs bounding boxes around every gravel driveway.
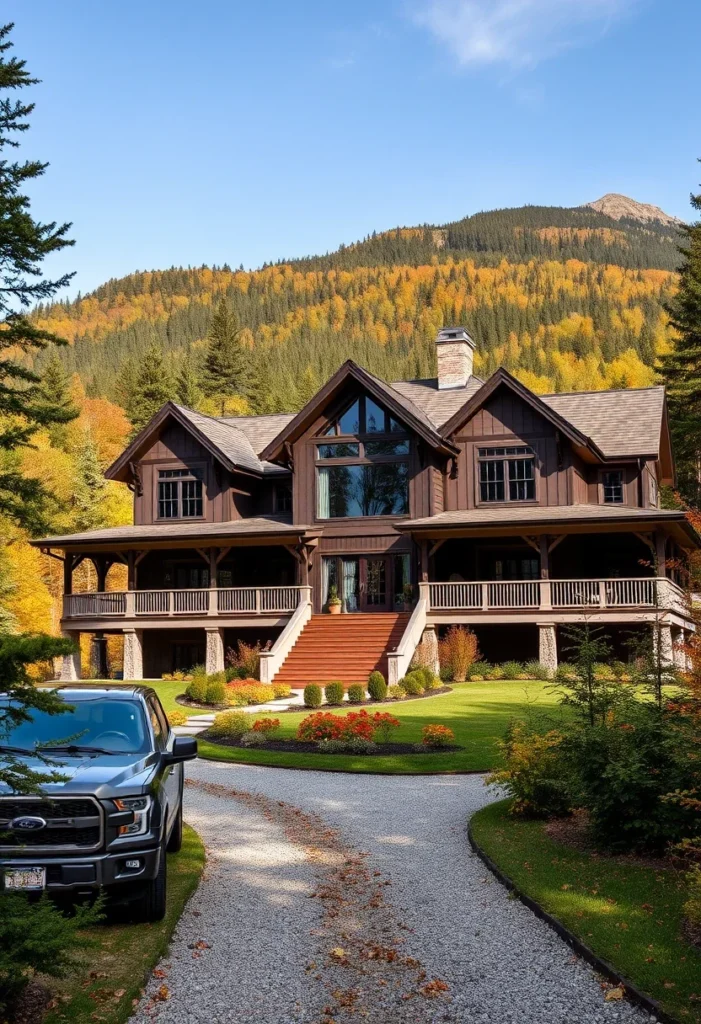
[133,761,655,1024]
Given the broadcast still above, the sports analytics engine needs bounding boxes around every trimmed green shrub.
[325,681,345,705]
[468,661,491,679]
[524,659,551,680]
[207,670,226,685]
[304,683,323,708]
[209,710,250,739]
[416,666,439,689]
[186,676,208,703]
[399,672,424,696]
[205,678,227,704]
[486,665,504,680]
[501,661,524,680]
[191,663,206,682]
[367,671,387,701]
[387,684,404,700]
[347,683,365,703]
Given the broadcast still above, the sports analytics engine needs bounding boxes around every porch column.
[538,622,558,677]
[655,531,667,577]
[652,621,674,668]
[123,628,144,680]
[93,556,109,593]
[672,626,686,670]
[63,554,73,596]
[59,630,81,681]
[418,625,440,675]
[91,632,109,679]
[205,626,225,674]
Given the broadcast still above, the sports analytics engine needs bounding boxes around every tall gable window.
[478,447,536,503]
[602,470,624,504]
[316,397,409,519]
[158,468,203,519]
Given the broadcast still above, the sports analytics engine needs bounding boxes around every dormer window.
[602,470,624,504]
[158,468,203,519]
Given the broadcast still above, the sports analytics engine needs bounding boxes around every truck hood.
[0,750,160,799]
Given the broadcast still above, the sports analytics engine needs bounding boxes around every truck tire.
[132,841,167,922]
[166,803,183,853]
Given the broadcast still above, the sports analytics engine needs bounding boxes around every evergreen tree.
[71,426,106,532]
[176,348,202,409]
[659,173,701,505]
[126,344,176,436]
[201,298,249,413]
[39,351,76,449]
[296,364,321,408]
[0,23,78,533]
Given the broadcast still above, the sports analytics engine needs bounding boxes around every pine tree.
[71,426,106,532]
[126,344,176,436]
[296,364,321,409]
[39,351,76,449]
[659,174,701,504]
[176,348,202,409]
[201,298,249,413]
[0,23,78,533]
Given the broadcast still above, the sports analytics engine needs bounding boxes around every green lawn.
[192,680,566,774]
[44,824,205,1024]
[471,799,701,1023]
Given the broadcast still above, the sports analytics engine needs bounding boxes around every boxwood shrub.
[367,671,387,701]
[347,683,365,703]
[304,683,323,708]
[324,681,345,705]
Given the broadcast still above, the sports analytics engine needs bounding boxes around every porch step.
[274,613,410,686]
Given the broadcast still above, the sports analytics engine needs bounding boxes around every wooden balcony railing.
[427,578,688,614]
[63,586,303,620]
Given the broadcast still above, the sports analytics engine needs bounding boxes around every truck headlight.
[114,796,151,836]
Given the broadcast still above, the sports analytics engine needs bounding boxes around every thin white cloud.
[411,0,640,69]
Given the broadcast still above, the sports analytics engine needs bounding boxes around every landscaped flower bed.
[200,708,459,755]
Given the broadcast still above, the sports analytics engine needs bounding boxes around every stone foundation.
[538,623,558,676]
[123,628,144,681]
[205,627,225,674]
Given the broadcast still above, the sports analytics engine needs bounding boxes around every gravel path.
[134,761,655,1024]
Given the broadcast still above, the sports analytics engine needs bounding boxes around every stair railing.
[259,586,313,683]
[386,583,429,686]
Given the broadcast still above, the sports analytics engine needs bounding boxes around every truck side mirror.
[164,736,197,764]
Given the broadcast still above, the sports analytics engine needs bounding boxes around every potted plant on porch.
[328,585,342,614]
[402,583,415,612]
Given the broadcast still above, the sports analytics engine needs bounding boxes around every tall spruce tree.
[0,23,78,533]
[71,426,106,532]
[659,173,701,505]
[176,348,203,409]
[201,298,249,413]
[39,351,76,449]
[126,344,176,436]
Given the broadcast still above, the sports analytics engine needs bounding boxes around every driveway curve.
[133,761,653,1024]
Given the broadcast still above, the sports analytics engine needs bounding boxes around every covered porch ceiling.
[395,504,700,549]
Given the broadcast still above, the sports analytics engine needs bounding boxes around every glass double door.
[323,556,391,612]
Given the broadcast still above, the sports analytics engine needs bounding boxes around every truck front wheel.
[131,842,167,922]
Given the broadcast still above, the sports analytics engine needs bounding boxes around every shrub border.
[177,685,454,713]
[467,812,677,1024]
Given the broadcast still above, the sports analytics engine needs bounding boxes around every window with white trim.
[157,468,204,519]
[478,446,536,503]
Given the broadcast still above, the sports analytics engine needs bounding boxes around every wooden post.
[420,540,429,583]
[539,535,550,579]
[94,556,108,593]
[127,551,136,591]
[209,548,218,589]
[655,531,667,577]
[63,554,73,596]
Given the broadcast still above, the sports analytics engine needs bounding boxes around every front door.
[361,557,391,611]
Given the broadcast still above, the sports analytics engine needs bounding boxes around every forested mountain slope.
[34,196,682,409]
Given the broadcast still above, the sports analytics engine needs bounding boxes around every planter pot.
[328,603,342,615]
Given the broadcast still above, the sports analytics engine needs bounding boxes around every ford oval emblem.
[11,816,47,831]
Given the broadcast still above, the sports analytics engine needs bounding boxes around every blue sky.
[11,0,701,297]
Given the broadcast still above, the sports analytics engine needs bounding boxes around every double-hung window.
[158,468,204,519]
[602,470,624,504]
[316,397,410,519]
[478,447,536,503]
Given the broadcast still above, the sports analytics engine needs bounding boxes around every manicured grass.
[44,825,205,1024]
[197,680,566,773]
[471,799,701,1023]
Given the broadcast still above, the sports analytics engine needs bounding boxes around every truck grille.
[0,796,102,852]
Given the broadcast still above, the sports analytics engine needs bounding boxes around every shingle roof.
[398,504,688,530]
[390,377,483,429]
[33,515,310,548]
[541,387,665,458]
[173,406,288,475]
[220,414,295,457]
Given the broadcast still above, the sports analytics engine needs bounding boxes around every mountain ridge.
[586,193,682,226]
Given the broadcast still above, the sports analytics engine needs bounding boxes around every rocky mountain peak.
[586,193,682,226]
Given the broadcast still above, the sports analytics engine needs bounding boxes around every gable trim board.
[259,359,460,463]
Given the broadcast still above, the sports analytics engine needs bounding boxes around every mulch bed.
[198,733,462,755]
[176,685,452,713]
[544,809,671,870]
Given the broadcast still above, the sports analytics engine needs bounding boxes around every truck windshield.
[0,698,150,755]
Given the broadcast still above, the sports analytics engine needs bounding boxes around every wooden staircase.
[273,613,410,687]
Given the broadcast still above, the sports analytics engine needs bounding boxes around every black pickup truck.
[0,684,197,921]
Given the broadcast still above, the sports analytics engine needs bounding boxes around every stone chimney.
[436,327,476,390]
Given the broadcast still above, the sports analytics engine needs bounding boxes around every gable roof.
[541,387,665,458]
[439,367,604,458]
[390,376,484,429]
[220,413,295,456]
[259,360,459,463]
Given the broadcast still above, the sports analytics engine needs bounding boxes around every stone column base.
[123,628,144,681]
[538,622,558,677]
[652,621,674,668]
[416,625,440,675]
[205,627,225,675]
[60,631,81,682]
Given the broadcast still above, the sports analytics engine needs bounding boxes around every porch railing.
[63,586,303,619]
[427,578,688,613]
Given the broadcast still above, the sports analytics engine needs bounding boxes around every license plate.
[4,867,46,890]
